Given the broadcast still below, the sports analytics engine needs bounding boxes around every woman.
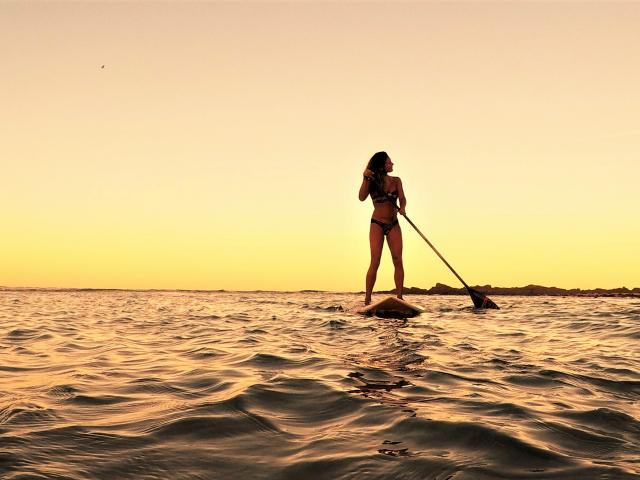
[358,151,406,305]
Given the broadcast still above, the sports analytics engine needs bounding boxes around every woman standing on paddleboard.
[359,151,407,305]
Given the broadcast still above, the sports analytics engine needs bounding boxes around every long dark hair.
[367,151,389,198]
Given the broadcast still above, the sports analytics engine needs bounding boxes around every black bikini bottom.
[371,218,399,236]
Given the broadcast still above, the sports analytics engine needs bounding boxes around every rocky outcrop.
[379,284,640,297]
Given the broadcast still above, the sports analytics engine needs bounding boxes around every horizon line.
[2,284,639,294]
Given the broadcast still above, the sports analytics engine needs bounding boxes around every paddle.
[398,210,499,309]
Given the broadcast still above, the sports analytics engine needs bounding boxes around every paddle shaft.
[399,213,471,291]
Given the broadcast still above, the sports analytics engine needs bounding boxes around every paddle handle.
[399,212,471,290]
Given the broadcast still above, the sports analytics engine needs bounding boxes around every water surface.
[1,290,638,479]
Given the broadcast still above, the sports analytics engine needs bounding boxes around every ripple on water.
[179,346,226,360]
[503,373,565,388]
[540,369,640,397]
[65,394,133,406]
[120,377,186,396]
[242,376,367,432]
[424,370,499,386]
[384,416,573,469]
[0,402,59,427]
[6,329,40,340]
[236,352,325,371]
[532,419,627,459]
[145,412,283,441]
[556,407,640,440]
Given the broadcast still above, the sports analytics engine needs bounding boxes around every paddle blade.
[468,288,500,309]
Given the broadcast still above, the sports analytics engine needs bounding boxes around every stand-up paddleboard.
[357,296,423,318]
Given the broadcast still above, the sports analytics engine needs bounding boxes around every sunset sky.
[2,2,639,291]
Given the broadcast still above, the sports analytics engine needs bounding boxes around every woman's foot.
[364,297,371,306]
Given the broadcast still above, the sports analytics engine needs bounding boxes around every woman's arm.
[397,177,407,214]
[358,169,373,201]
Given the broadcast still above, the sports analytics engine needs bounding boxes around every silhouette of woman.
[359,151,406,305]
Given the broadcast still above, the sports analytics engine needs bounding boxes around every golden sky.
[2,3,639,291]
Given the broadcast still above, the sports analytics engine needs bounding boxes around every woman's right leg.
[365,222,385,305]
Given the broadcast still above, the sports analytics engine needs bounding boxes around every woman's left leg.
[386,224,404,299]
[365,222,385,305]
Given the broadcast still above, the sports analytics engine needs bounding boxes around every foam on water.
[0,290,638,479]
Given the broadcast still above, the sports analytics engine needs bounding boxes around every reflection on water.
[0,290,638,479]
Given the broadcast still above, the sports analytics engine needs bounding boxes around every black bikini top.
[371,189,398,204]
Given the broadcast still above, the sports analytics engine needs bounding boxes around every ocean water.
[0,290,638,480]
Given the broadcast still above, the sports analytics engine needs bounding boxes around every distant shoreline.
[373,283,640,298]
[1,283,639,298]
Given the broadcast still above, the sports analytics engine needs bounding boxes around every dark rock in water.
[378,447,410,457]
[376,283,640,297]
